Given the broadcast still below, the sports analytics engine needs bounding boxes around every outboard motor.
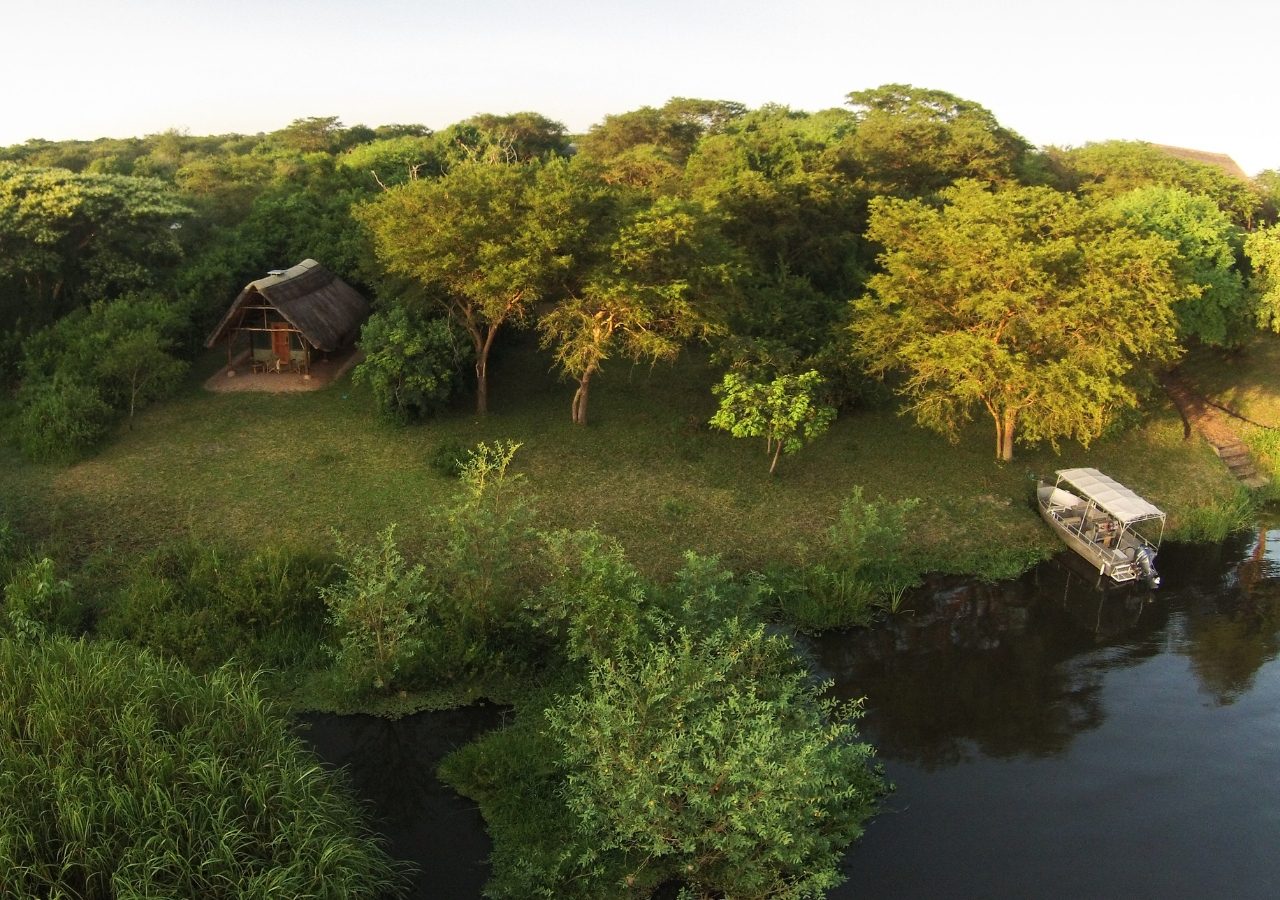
[1136,546,1160,588]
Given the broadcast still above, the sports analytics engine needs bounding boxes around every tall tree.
[575,97,745,194]
[0,164,190,331]
[538,197,732,424]
[851,181,1181,461]
[357,158,594,413]
[844,84,1032,198]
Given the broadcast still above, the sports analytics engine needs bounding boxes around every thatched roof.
[1154,144,1249,180]
[205,259,370,351]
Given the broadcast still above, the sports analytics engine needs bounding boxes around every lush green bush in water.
[0,637,406,899]
[445,619,884,899]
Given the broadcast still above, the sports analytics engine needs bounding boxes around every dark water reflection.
[823,529,1280,898]
[295,705,508,899]
[299,529,1280,899]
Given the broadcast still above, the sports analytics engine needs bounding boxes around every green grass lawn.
[1179,333,1280,427]
[0,333,1244,577]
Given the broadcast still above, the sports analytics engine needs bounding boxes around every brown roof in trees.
[1153,145,1249,180]
[205,259,370,351]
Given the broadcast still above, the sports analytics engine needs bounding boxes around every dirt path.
[204,349,363,394]
[1161,370,1268,489]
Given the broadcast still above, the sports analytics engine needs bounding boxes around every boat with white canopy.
[1037,468,1165,587]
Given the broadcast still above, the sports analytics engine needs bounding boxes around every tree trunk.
[475,325,499,416]
[475,355,489,415]
[994,408,1017,461]
[572,369,593,425]
[768,438,784,475]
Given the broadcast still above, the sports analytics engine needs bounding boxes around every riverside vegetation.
[2,88,1278,897]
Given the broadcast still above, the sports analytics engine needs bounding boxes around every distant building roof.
[205,259,370,351]
[1153,144,1249,180]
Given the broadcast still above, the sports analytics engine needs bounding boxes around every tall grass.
[0,637,407,899]
[1170,487,1258,543]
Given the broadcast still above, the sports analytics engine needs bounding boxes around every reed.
[0,637,406,899]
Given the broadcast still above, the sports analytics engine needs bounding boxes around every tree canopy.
[851,181,1182,460]
[0,163,190,330]
[1107,185,1247,347]
[844,84,1034,198]
[356,158,595,413]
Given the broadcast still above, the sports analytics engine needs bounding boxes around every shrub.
[100,539,332,672]
[526,529,649,667]
[436,441,539,641]
[427,438,469,477]
[15,375,113,461]
[354,306,468,423]
[14,295,189,458]
[2,556,79,640]
[542,621,883,899]
[0,637,405,899]
[321,525,427,693]
[825,485,921,579]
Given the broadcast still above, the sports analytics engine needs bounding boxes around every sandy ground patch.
[204,348,363,393]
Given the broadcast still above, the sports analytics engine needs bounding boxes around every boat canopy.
[1055,468,1165,524]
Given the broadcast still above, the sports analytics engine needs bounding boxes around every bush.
[541,621,883,899]
[14,295,190,459]
[427,438,469,477]
[15,375,113,461]
[0,637,405,899]
[100,540,333,672]
[2,556,81,640]
[321,525,428,693]
[354,306,468,423]
[825,485,920,579]
[526,529,649,667]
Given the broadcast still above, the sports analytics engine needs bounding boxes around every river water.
[301,528,1280,898]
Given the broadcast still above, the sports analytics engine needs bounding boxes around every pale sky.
[3,0,1276,174]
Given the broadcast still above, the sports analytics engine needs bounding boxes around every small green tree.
[2,557,74,641]
[544,620,882,899]
[526,528,649,667]
[709,369,835,474]
[354,306,467,423]
[321,525,427,693]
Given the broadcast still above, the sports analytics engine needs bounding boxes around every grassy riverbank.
[0,333,1248,581]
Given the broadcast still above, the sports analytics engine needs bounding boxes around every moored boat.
[1037,468,1165,587]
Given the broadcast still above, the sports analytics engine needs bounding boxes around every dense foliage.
[852,181,1182,460]
[544,622,882,899]
[354,306,468,423]
[1,87,1276,900]
[0,637,404,899]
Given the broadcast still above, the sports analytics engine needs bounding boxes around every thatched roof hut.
[1154,145,1249,180]
[206,259,369,374]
